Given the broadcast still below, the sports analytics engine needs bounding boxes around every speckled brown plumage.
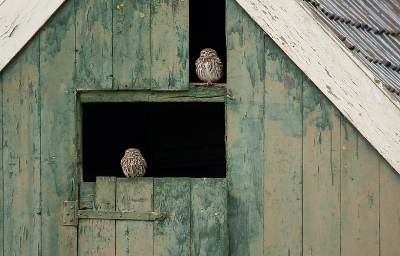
[120,148,147,178]
[195,48,223,85]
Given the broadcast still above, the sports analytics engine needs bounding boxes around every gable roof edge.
[237,0,400,173]
[0,0,66,72]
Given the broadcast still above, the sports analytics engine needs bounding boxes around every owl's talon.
[207,81,212,86]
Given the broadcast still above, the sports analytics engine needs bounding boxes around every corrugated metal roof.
[303,0,400,100]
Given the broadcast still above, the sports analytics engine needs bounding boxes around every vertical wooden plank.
[263,34,303,254]
[1,58,18,256]
[76,100,83,180]
[113,0,151,90]
[2,35,41,256]
[154,178,190,255]
[302,77,341,255]
[151,0,189,91]
[379,158,400,255]
[0,52,3,256]
[226,1,265,255]
[115,178,154,255]
[75,0,113,89]
[40,1,77,255]
[191,178,228,256]
[340,119,379,256]
[78,177,116,255]
[79,182,96,209]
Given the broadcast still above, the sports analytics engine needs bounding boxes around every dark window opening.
[82,102,226,182]
[189,0,226,83]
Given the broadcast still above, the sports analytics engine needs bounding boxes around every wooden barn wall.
[226,1,400,255]
[1,1,78,255]
[0,0,399,255]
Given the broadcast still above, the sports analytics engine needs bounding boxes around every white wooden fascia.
[236,0,400,173]
[0,0,66,72]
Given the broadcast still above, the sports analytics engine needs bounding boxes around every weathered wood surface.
[116,178,154,255]
[154,178,191,255]
[39,0,77,254]
[77,178,228,255]
[341,120,380,256]
[191,178,228,256]
[79,87,226,103]
[302,77,341,255]
[151,0,189,90]
[0,48,3,256]
[75,0,112,89]
[235,0,400,174]
[79,182,95,209]
[226,1,265,254]
[113,0,151,90]
[263,34,303,255]
[79,177,116,255]
[3,0,400,254]
[379,159,400,255]
[2,35,41,256]
[0,0,66,71]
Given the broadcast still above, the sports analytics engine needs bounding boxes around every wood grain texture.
[379,159,400,255]
[2,35,41,256]
[39,1,77,254]
[226,1,265,254]
[302,76,341,255]
[116,178,154,256]
[191,178,228,256]
[340,120,380,256]
[235,0,400,174]
[79,87,226,103]
[0,47,3,256]
[154,178,191,255]
[79,177,116,256]
[79,182,95,210]
[113,0,151,89]
[0,0,66,71]
[75,0,112,89]
[151,0,189,91]
[263,34,303,255]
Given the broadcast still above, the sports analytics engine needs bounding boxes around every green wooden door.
[76,177,228,255]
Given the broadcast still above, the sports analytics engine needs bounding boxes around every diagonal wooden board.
[236,0,400,174]
[0,0,65,71]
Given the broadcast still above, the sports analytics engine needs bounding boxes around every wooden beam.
[236,0,400,173]
[0,0,65,72]
[79,87,226,103]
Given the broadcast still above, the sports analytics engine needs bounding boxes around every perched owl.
[195,48,223,85]
[120,148,147,178]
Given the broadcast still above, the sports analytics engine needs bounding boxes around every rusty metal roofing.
[303,0,400,100]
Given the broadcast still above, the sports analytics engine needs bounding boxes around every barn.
[1,0,400,255]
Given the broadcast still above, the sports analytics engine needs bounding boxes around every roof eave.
[0,0,66,72]
[237,0,400,173]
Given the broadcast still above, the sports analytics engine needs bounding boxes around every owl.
[120,148,147,178]
[195,48,223,85]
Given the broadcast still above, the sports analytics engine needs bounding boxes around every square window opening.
[81,102,226,182]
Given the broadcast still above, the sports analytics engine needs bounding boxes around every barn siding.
[39,0,77,255]
[226,0,400,255]
[0,35,3,256]
[263,25,303,256]
[0,0,399,255]
[380,157,400,255]
[75,0,113,90]
[112,0,151,90]
[2,35,41,256]
[302,77,341,255]
[226,0,265,254]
